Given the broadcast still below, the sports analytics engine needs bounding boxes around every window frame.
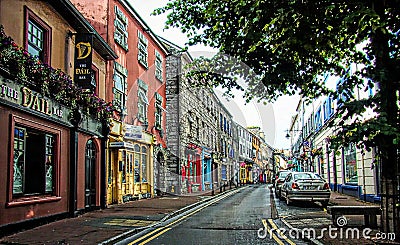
[7,115,61,207]
[24,7,51,65]
[113,62,128,111]
[154,93,163,130]
[114,5,129,51]
[137,30,148,68]
[155,50,163,82]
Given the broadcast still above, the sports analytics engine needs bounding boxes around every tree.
[155,0,400,236]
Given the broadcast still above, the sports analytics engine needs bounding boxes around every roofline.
[120,0,169,55]
[51,0,118,60]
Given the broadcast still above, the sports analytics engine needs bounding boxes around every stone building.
[163,38,234,194]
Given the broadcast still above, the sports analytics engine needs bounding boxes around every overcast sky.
[128,0,298,149]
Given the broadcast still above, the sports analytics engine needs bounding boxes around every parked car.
[274,170,291,199]
[281,172,331,207]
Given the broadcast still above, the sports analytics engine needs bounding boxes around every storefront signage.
[74,33,94,90]
[0,77,66,120]
[109,142,134,149]
[1,84,19,100]
[124,124,143,140]
[21,87,63,118]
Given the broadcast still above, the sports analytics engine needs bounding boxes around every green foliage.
[156,0,400,154]
[0,25,117,120]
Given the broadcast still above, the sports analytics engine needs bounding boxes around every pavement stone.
[280,191,396,245]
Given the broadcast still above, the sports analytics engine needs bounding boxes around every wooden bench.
[327,206,381,228]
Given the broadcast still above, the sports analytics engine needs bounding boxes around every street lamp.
[285,129,304,171]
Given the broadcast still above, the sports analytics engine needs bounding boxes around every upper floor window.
[138,79,148,122]
[315,106,322,131]
[138,31,148,68]
[155,92,163,130]
[114,6,128,51]
[113,62,128,110]
[155,50,163,81]
[323,97,334,122]
[25,8,51,64]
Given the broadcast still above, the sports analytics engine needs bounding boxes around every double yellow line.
[262,219,297,245]
[129,190,240,245]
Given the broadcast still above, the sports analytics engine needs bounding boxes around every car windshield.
[294,173,321,180]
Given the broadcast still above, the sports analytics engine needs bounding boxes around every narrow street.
[116,185,309,245]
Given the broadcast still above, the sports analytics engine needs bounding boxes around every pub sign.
[74,33,94,90]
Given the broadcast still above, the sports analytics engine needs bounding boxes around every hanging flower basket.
[0,25,117,120]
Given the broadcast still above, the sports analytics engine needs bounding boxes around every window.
[114,6,128,50]
[138,31,148,68]
[323,97,334,122]
[113,62,127,110]
[138,79,148,122]
[91,65,99,95]
[155,50,163,81]
[25,8,51,64]
[155,92,163,129]
[221,165,227,180]
[13,126,55,196]
[314,106,322,131]
[344,143,358,184]
[141,146,148,182]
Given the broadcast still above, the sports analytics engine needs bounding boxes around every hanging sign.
[74,33,94,90]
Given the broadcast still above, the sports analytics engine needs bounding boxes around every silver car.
[274,170,291,199]
[281,172,331,207]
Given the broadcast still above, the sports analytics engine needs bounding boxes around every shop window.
[222,165,227,180]
[344,143,358,184]
[13,126,55,196]
[133,144,148,183]
[141,146,147,182]
[138,30,148,68]
[114,5,128,51]
[25,7,51,64]
[155,50,163,81]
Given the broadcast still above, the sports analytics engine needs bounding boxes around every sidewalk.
[282,191,389,245]
[0,186,236,245]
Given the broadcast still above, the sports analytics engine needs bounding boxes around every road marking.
[138,228,171,245]
[129,189,241,244]
[267,219,296,245]
[262,219,284,245]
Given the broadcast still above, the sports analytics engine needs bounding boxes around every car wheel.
[286,193,292,206]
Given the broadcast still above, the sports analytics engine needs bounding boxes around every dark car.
[281,172,331,207]
[274,170,291,199]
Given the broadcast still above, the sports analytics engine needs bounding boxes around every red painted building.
[0,0,116,231]
[70,0,168,203]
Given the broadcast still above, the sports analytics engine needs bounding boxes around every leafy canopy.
[155,0,400,150]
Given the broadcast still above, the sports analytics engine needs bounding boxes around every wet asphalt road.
[118,185,315,245]
[146,185,272,245]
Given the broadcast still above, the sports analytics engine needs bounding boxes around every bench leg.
[332,215,338,226]
[364,214,377,228]
[364,214,370,227]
